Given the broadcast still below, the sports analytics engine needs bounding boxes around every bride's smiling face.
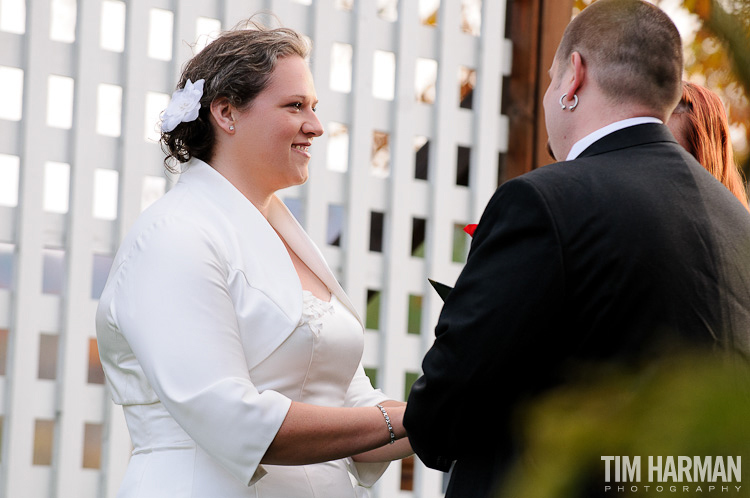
[234,55,323,192]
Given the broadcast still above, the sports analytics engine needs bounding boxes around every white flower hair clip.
[160,78,205,132]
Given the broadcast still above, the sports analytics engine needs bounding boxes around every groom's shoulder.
[500,160,590,194]
[489,159,615,216]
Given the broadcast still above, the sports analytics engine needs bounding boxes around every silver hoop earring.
[559,93,578,111]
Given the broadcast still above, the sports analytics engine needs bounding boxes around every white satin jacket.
[96,159,386,495]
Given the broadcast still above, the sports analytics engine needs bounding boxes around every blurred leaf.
[497,353,750,498]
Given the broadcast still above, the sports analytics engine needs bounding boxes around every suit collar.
[567,117,663,160]
[578,123,678,159]
[178,159,363,327]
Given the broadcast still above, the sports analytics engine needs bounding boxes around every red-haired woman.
[667,81,749,210]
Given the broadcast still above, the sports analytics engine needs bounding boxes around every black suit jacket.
[404,124,750,497]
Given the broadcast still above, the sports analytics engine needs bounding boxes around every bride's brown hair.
[160,18,310,171]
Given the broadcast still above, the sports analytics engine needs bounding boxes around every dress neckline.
[302,289,334,305]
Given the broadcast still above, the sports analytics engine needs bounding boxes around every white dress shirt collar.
[566,117,663,161]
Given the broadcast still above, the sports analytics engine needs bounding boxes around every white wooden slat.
[269,0,311,33]
[381,0,420,417]
[416,5,473,494]
[470,0,505,220]
[424,0,464,323]
[117,0,164,243]
[378,2,422,492]
[98,2,159,495]
[0,208,14,242]
[52,1,106,495]
[0,31,24,67]
[99,394,130,498]
[342,0,378,317]
[172,2,203,86]
[172,0,223,86]
[222,0,267,28]
[1,0,57,494]
[0,122,21,157]
[0,291,10,329]
[303,0,338,252]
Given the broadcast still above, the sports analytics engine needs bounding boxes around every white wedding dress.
[116,291,389,498]
[97,160,391,497]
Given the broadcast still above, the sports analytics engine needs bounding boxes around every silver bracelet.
[376,404,396,445]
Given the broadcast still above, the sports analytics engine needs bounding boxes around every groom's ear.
[564,51,585,98]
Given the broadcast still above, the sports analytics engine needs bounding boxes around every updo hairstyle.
[160,19,310,171]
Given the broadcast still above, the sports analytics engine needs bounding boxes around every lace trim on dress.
[298,290,335,336]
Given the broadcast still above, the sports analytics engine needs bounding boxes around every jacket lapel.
[266,196,364,328]
[178,159,364,330]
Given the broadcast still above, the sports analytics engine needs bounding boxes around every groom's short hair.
[555,0,683,117]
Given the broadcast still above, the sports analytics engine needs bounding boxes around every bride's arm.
[261,401,408,465]
[351,401,414,462]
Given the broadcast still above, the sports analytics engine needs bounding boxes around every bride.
[96,19,412,498]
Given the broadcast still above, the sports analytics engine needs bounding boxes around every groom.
[404,1,750,497]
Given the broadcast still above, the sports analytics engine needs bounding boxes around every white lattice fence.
[0,0,510,496]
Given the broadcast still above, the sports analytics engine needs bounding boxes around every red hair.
[673,82,749,210]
